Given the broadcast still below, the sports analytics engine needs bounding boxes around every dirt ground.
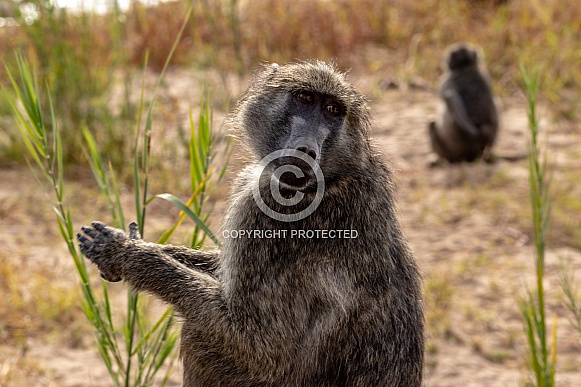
[1,71,580,386]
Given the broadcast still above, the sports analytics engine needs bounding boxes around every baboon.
[78,60,425,386]
[428,43,499,164]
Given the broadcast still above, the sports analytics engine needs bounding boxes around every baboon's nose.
[295,145,317,161]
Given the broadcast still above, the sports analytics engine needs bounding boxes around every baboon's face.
[237,62,368,191]
[265,90,345,190]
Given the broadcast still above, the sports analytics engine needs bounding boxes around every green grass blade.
[189,109,204,192]
[519,63,555,387]
[131,308,174,357]
[150,193,221,246]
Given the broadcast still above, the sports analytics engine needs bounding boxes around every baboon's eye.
[297,91,314,103]
[326,103,343,116]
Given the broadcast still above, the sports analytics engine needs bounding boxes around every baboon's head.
[229,60,371,191]
[446,43,479,71]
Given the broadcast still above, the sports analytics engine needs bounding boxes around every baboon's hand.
[77,221,139,282]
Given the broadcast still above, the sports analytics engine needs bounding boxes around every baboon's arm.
[114,241,223,315]
[78,221,281,376]
[442,88,479,137]
[131,221,219,274]
[77,222,218,282]
[156,245,219,275]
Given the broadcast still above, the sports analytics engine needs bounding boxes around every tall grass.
[111,0,581,100]
[5,5,230,385]
[6,53,173,385]
[14,0,133,167]
[2,0,579,88]
[518,65,556,387]
[1,0,579,167]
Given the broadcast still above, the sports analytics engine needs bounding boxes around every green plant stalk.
[153,93,232,248]
[6,36,226,387]
[519,63,556,387]
[6,54,126,385]
[187,95,233,248]
[124,6,194,384]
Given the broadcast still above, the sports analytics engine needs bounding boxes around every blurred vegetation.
[2,0,579,86]
[1,0,135,167]
[0,0,579,166]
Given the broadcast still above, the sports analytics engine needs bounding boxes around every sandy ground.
[1,74,580,386]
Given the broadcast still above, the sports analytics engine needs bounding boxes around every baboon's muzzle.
[274,156,317,190]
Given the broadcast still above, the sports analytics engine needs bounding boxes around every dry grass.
[1,0,579,96]
[0,0,578,167]
[0,251,88,349]
[0,1,580,384]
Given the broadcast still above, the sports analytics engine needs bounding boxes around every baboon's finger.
[81,225,99,238]
[128,222,141,240]
[77,233,90,244]
[92,221,112,235]
[77,234,94,256]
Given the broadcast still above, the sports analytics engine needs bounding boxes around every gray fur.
[78,60,424,386]
[429,43,499,163]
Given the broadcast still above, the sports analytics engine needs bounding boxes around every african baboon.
[78,60,425,386]
[428,43,499,164]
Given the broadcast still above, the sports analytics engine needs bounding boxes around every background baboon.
[428,42,499,164]
[78,60,424,386]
